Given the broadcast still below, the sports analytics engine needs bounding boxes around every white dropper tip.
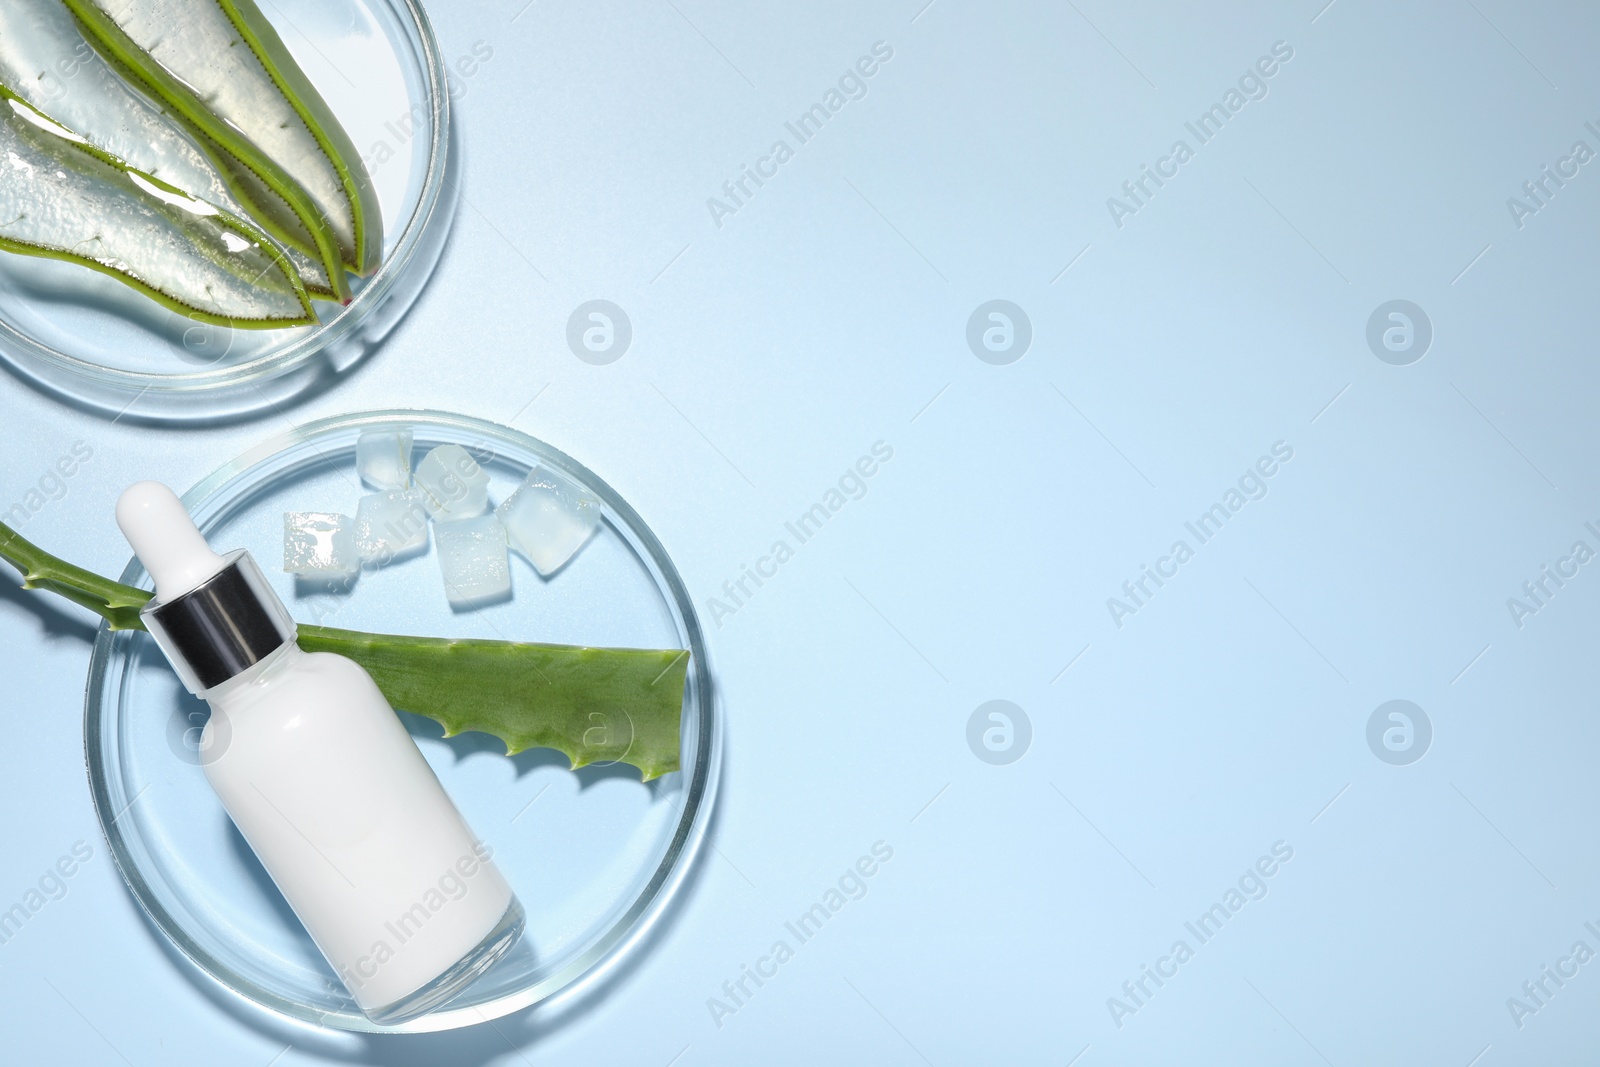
[115,481,228,602]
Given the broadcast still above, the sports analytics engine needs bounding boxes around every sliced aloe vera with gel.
[0,4,223,209]
[65,0,382,289]
[0,84,313,327]
[63,0,355,301]
[0,2,337,301]
[201,141,343,299]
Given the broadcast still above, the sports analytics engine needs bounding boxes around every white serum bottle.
[116,482,523,1024]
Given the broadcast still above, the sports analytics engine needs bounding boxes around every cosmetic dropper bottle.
[116,481,524,1024]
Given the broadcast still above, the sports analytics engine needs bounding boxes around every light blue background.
[3,0,1599,1063]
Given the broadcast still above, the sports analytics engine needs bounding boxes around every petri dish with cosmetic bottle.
[83,410,721,1032]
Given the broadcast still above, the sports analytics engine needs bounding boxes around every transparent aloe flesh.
[0,87,313,327]
[64,0,350,301]
[86,0,381,275]
[0,3,337,301]
[210,147,339,298]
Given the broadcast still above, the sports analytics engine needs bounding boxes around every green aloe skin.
[0,84,314,328]
[64,0,385,303]
[0,521,688,781]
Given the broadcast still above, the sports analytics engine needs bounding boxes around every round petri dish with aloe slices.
[0,0,453,422]
[85,410,721,1032]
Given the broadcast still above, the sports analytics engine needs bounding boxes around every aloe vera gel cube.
[353,490,428,562]
[355,429,413,490]
[435,513,511,608]
[415,444,489,521]
[284,512,358,578]
[497,466,601,576]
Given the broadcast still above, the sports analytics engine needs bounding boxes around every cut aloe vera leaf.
[0,2,337,303]
[0,520,688,781]
[0,4,223,207]
[68,0,382,278]
[208,148,341,299]
[0,84,314,328]
[63,0,355,302]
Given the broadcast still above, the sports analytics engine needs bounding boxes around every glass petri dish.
[83,410,720,1032]
[0,0,453,424]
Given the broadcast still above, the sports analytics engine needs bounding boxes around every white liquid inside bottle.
[116,482,523,1024]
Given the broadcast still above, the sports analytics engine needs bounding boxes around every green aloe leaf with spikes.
[0,522,688,781]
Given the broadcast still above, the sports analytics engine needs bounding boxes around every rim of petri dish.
[83,410,721,1033]
[0,0,452,424]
